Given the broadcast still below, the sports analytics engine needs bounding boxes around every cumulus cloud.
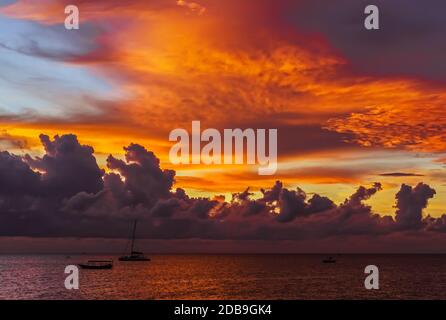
[344,182,382,207]
[0,133,444,246]
[0,150,41,195]
[24,134,104,198]
[395,183,436,229]
[105,143,175,207]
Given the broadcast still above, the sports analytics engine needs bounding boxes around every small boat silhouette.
[322,256,336,264]
[79,259,113,269]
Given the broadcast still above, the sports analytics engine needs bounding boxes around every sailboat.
[119,220,151,262]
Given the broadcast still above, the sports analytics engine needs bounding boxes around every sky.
[0,0,445,253]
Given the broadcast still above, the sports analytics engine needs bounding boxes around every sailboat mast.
[130,220,137,253]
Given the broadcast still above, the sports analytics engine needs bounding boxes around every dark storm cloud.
[0,133,444,243]
[0,150,40,195]
[231,181,336,223]
[425,214,446,233]
[275,188,307,222]
[260,180,282,202]
[0,134,105,237]
[287,0,446,81]
[395,183,436,229]
[345,182,382,207]
[306,194,336,214]
[24,134,104,198]
[105,143,175,207]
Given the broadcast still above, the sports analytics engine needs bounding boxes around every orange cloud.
[176,0,206,15]
[1,0,445,202]
[326,89,446,152]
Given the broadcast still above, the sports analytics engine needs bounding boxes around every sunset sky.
[0,0,445,252]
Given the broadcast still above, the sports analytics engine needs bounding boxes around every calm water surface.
[0,254,446,299]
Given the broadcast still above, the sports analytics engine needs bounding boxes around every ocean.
[0,254,445,299]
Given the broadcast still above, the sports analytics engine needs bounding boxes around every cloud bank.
[0,134,444,249]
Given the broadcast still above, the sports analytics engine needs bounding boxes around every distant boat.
[322,256,336,264]
[119,220,151,262]
[79,259,113,269]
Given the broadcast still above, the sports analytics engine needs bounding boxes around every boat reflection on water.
[322,256,337,264]
[119,251,151,262]
[79,259,114,270]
